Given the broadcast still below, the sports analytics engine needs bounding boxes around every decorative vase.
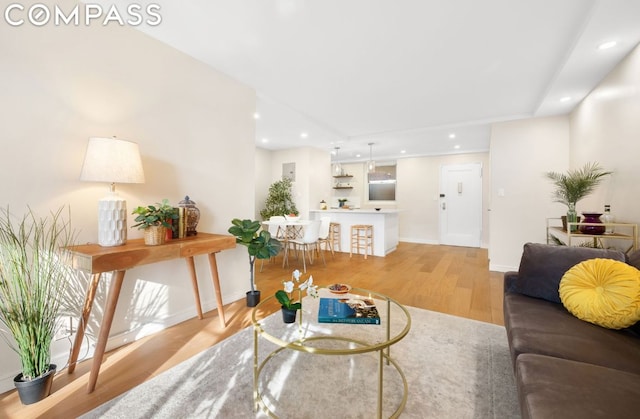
[178,196,200,236]
[13,364,56,405]
[566,203,578,232]
[165,221,173,241]
[246,290,261,307]
[561,215,581,232]
[281,306,297,323]
[143,225,166,245]
[580,213,606,235]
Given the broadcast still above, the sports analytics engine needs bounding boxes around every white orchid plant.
[275,269,319,310]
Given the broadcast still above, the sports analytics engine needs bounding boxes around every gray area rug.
[81,304,520,418]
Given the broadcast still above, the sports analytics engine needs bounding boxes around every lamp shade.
[80,137,145,184]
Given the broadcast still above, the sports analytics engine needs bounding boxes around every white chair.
[268,216,286,239]
[284,219,324,273]
[260,216,286,271]
[317,216,334,257]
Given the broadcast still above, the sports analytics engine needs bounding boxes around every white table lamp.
[80,137,145,246]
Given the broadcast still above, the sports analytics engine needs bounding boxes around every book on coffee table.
[317,297,380,325]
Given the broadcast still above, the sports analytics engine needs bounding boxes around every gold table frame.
[251,287,412,418]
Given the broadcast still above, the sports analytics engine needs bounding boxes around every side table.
[64,233,235,393]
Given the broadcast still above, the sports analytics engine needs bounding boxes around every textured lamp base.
[98,193,127,246]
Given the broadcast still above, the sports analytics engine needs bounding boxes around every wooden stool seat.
[350,224,373,259]
[329,222,341,253]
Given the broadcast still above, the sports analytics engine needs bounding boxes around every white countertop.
[310,209,401,214]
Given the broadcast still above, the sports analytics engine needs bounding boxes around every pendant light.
[367,142,376,173]
[333,147,343,176]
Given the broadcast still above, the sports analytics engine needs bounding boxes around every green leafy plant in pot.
[0,207,76,404]
[131,199,178,245]
[228,219,281,307]
[545,162,612,232]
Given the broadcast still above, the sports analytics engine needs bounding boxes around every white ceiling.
[124,0,640,163]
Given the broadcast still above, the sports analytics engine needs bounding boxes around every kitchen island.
[309,209,400,257]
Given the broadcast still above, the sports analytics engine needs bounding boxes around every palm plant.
[0,207,76,390]
[545,162,612,231]
[545,162,612,207]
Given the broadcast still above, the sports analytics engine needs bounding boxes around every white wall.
[397,154,491,247]
[255,148,273,220]
[0,16,255,391]
[332,154,490,247]
[569,43,640,223]
[489,43,640,272]
[259,147,331,219]
[489,116,571,271]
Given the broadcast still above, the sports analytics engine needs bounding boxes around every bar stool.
[350,224,373,259]
[329,222,341,252]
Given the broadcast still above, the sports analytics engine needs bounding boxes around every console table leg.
[87,270,126,393]
[185,256,204,319]
[207,252,226,327]
[68,273,101,374]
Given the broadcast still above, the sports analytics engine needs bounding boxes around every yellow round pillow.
[559,258,640,329]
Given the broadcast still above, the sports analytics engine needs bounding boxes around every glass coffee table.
[251,287,411,418]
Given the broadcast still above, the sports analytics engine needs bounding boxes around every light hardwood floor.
[0,242,505,418]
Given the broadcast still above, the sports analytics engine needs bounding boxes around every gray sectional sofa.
[503,243,640,418]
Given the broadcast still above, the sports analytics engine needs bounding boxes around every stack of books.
[171,207,188,239]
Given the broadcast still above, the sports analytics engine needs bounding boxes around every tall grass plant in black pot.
[0,207,76,404]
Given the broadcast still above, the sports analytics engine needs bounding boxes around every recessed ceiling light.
[300,132,308,138]
[560,96,572,102]
[449,133,456,139]
[400,150,406,154]
[454,145,461,149]
[598,41,617,50]
[261,138,269,143]
[253,113,260,119]
[355,154,361,158]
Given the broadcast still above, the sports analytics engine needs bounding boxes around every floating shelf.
[333,175,353,178]
[333,186,353,189]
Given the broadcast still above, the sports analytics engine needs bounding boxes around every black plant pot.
[281,307,297,323]
[246,290,261,307]
[14,364,56,405]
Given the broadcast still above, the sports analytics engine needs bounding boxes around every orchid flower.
[283,280,295,293]
[292,269,301,282]
[276,271,319,311]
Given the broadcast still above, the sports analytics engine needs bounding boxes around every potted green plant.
[228,219,281,306]
[275,269,318,323]
[0,207,76,405]
[131,199,178,245]
[545,162,612,231]
[259,178,299,220]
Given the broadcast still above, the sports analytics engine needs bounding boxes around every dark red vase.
[579,213,605,235]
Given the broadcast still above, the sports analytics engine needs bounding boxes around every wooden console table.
[64,233,236,393]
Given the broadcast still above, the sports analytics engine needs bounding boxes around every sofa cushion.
[626,248,640,270]
[516,353,640,419]
[512,243,625,303]
[559,258,640,329]
[503,292,640,375]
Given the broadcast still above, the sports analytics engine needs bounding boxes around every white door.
[439,163,482,247]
